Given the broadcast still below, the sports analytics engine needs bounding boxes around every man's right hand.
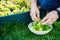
[30,6,40,22]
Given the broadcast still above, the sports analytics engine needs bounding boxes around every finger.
[48,21,53,25]
[30,13,38,21]
[42,15,49,22]
[33,14,38,21]
[30,14,36,21]
[32,17,36,22]
[36,12,40,21]
[42,18,52,25]
[30,13,35,21]
[37,11,40,18]
[48,18,56,25]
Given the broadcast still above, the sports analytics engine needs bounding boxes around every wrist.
[31,5,38,9]
[31,2,37,8]
[30,0,37,7]
[55,10,60,16]
[57,7,60,10]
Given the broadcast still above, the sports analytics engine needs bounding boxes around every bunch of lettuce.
[31,21,51,31]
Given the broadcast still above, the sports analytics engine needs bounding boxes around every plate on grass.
[28,22,53,35]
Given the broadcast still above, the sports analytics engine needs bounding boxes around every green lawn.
[0,21,60,40]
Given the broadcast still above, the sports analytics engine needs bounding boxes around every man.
[30,0,60,25]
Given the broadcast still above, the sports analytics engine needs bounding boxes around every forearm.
[57,7,60,10]
[57,7,60,16]
[30,0,37,8]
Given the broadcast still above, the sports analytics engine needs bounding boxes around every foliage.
[0,0,30,17]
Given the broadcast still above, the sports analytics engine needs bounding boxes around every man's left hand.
[42,10,59,25]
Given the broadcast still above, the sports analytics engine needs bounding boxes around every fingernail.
[42,23,45,25]
[42,22,46,25]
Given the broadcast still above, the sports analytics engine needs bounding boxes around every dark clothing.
[38,0,60,21]
[38,0,60,11]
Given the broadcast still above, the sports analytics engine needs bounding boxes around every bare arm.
[30,0,37,8]
[30,0,40,21]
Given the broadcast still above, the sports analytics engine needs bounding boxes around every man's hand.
[42,10,59,25]
[30,0,40,22]
[30,6,40,22]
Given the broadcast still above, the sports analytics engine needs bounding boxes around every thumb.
[37,11,40,19]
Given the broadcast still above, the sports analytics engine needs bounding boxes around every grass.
[0,21,60,40]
